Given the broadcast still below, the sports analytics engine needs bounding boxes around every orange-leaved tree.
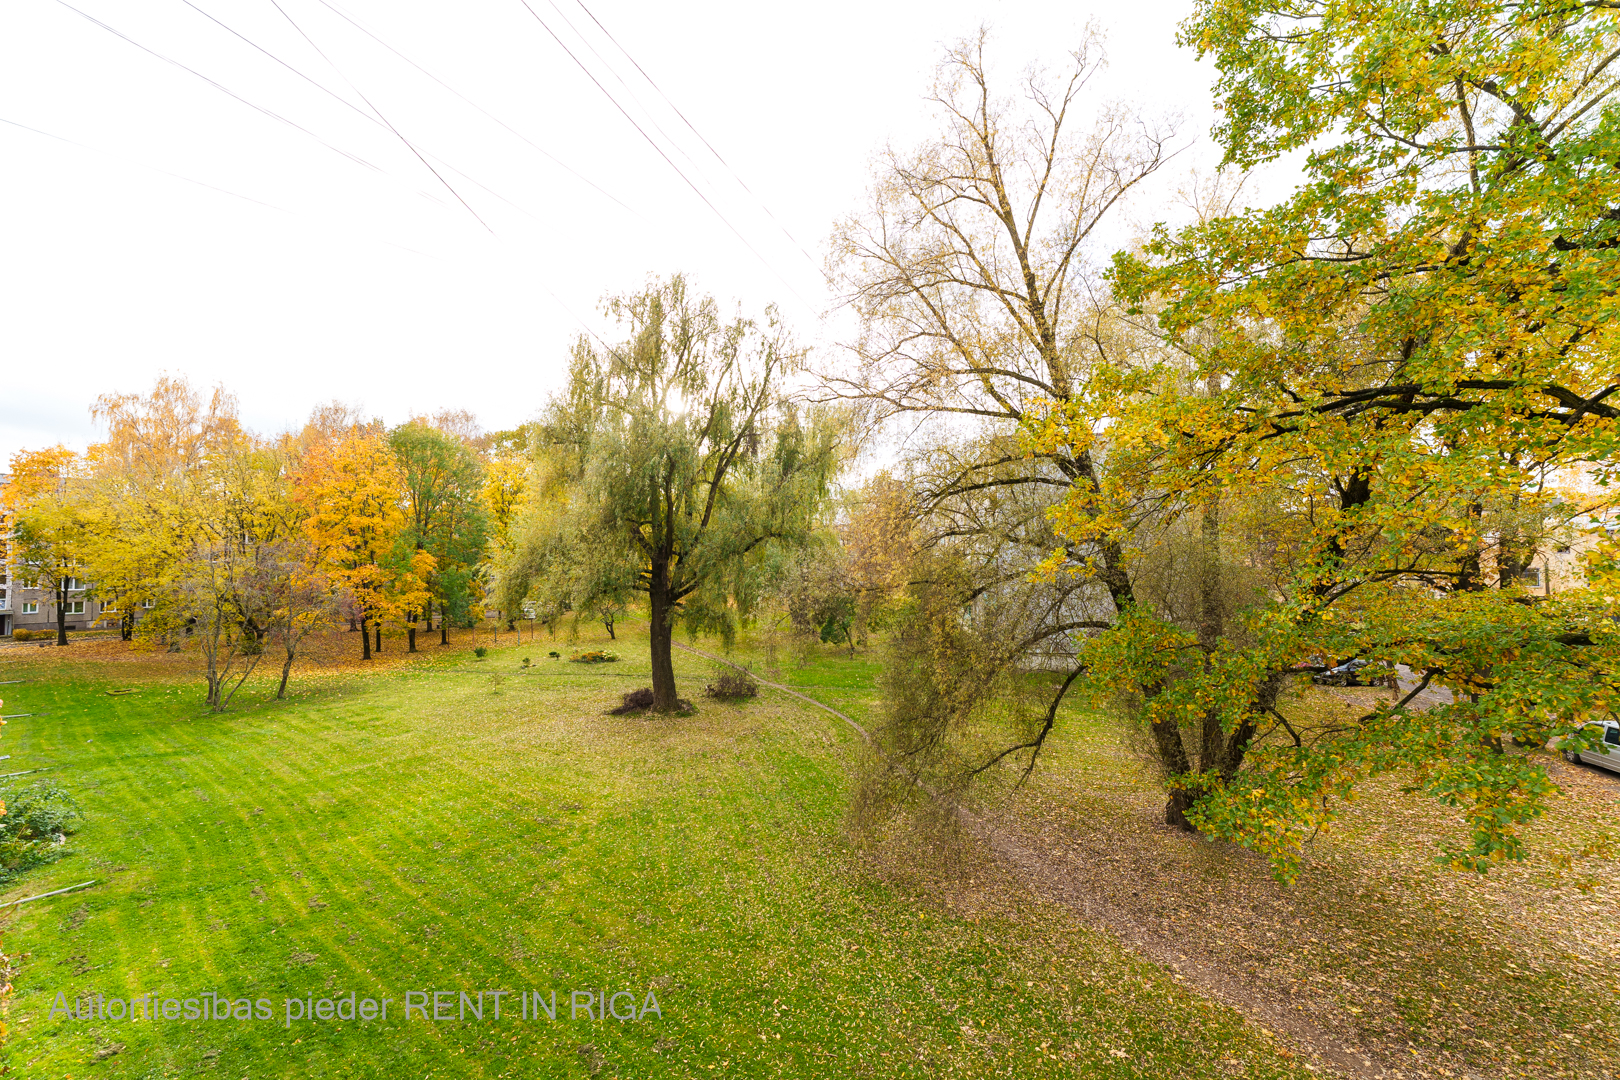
[294,422,410,661]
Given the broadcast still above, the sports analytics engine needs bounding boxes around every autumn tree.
[168,436,296,711]
[81,377,244,646]
[296,421,419,661]
[840,471,917,644]
[1052,0,1620,875]
[4,448,91,647]
[824,32,1174,799]
[390,420,489,649]
[503,275,840,711]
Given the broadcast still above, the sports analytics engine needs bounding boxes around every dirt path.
[674,643,1397,1078]
[961,811,1401,1080]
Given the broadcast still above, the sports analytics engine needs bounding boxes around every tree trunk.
[1165,786,1198,831]
[121,609,134,642]
[55,584,68,646]
[278,646,295,699]
[375,622,382,654]
[1456,501,1485,592]
[361,617,372,660]
[349,615,358,632]
[603,614,615,640]
[408,625,417,653]
[440,602,449,646]
[648,573,679,712]
[1196,487,1224,775]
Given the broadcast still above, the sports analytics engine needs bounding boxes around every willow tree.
[503,276,840,712]
[1059,0,1620,875]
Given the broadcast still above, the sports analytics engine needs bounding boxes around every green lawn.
[0,625,1308,1078]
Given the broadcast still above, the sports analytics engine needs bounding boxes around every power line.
[178,0,552,229]
[538,0,712,183]
[0,115,287,213]
[252,4,610,343]
[54,1,384,178]
[567,0,826,280]
[0,115,438,259]
[264,0,492,233]
[509,0,816,313]
[315,0,642,221]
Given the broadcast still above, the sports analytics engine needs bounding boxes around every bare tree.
[826,31,1178,789]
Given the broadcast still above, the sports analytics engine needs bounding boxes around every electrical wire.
[178,0,543,228]
[54,0,385,178]
[0,115,287,213]
[538,0,712,183]
[264,0,492,233]
[47,5,601,339]
[510,0,816,313]
[255,3,610,343]
[315,0,641,221]
[0,115,438,259]
[568,0,826,279]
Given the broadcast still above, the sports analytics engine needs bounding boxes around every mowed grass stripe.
[1,632,1310,1078]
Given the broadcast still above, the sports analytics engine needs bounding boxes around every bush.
[705,668,759,700]
[473,646,488,659]
[610,687,656,714]
[11,629,33,642]
[569,650,619,664]
[0,782,82,884]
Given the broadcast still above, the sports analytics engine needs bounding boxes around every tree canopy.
[1053,0,1620,875]
[502,275,841,711]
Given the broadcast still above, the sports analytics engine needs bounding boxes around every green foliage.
[0,782,82,883]
[1055,0,1620,876]
[388,421,489,625]
[500,274,841,709]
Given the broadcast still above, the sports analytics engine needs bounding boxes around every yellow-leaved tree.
[295,420,422,660]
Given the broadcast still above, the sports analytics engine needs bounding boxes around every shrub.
[569,650,619,664]
[705,668,759,700]
[473,646,488,659]
[0,782,82,884]
[610,687,656,714]
[11,629,33,642]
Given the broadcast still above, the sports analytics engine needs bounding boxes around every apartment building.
[0,472,109,638]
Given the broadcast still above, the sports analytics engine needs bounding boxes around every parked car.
[1309,657,1400,689]
[1309,658,1372,687]
[1562,718,1620,775]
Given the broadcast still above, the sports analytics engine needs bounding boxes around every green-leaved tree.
[503,276,840,711]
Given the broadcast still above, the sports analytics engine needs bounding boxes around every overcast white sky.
[0,0,1233,462]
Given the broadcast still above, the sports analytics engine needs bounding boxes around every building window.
[21,602,39,614]
[65,601,85,615]
[142,598,155,609]
[64,577,83,592]
[1519,568,1543,588]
